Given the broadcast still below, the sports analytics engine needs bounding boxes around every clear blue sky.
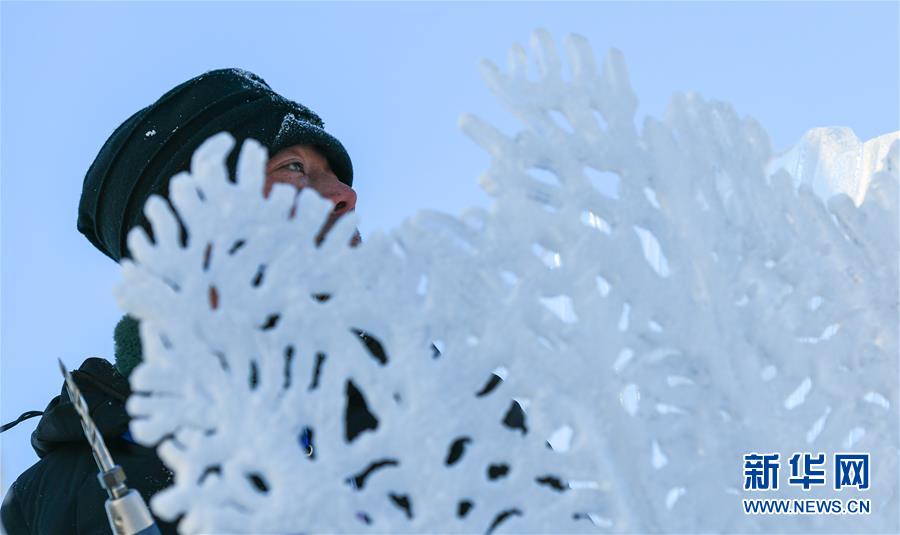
[2,1,897,494]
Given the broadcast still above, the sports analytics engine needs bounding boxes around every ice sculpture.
[116,31,898,533]
[768,127,899,206]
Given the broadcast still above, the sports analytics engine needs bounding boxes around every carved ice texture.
[115,31,899,533]
[768,128,899,207]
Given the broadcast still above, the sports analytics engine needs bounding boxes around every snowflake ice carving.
[116,132,592,533]
[116,30,898,533]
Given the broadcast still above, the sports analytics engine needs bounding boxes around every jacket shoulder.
[2,445,99,534]
[2,479,30,534]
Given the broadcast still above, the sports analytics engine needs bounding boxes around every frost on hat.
[78,68,353,262]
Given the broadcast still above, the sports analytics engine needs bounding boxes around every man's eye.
[285,161,305,173]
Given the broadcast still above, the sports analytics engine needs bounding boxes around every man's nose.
[313,173,357,216]
[325,182,356,216]
[330,184,357,216]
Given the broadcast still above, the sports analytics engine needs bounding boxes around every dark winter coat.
[0,358,178,534]
[1,318,382,535]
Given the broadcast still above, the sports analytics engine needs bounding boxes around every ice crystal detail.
[117,31,898,533]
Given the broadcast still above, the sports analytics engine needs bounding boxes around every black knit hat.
[78,68,353,262]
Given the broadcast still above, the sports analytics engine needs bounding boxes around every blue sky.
[2,1,897,494]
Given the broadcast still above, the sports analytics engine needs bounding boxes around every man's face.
[265,144,360,246]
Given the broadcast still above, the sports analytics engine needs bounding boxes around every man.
[1,68,359,534]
